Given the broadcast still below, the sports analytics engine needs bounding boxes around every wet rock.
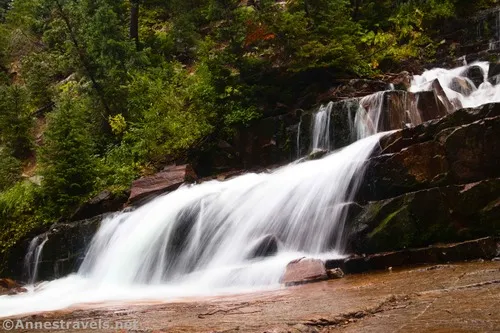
[307,149,328,161]
[0,279,26,296]
[281,258,328,286]
[431,79,457,113]
[461,65,485,88]
[128,164,197,206]
[32,215,103,281]
[327,237,498,274]
[487,62,500,85]
[7,287,28,295]
[361,104,500,201]
[349,179,500,254]
[71,190,128,221]
[414,90,448,122]
[450,77,475,96]
[248,235,279,259]
[0,278,20,289]
[326,268,344,279]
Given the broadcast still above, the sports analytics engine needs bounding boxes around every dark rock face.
[348,103,500,256]
[349,180,500,254]
[327,237,498,274]
[361,103,500,202]
[128,164,197,206]
[488,62,500,85]
[248,235,279,259]
[414,90,448,122]
[31,216,103,281]
[462,65,485,88]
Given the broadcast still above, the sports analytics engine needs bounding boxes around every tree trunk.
[130,0,140,48]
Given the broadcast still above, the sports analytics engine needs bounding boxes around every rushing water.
[23,235,48,285]
[310,102,333,151]
[0,132,385,317]
[410,62,500,109]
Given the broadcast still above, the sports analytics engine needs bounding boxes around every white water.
[410,61,500,109]
[0,131,386,318]
[23,235,48,285]
[311,102,333,151]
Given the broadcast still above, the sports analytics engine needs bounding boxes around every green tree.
[39,87,97,217]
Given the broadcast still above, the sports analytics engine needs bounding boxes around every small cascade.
[23,235,48,285]
[410,62,500,110]
[296,117,302,159]
[310,102,333,152]
[354,91,385,140]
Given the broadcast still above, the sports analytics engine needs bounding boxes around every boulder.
[281,258,328,286]
[248,235,279,259]
[461,65,485,88]
[450,77,475,96]
[0,278,20,289]
[128,164,197,206]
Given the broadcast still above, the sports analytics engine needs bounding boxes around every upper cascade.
[410,62,500,110]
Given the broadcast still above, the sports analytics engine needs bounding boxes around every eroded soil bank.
[5,261,500,332]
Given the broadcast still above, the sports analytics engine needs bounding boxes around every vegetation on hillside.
[0,0,497,268]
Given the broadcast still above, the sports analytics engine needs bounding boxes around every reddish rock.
[128,165,197,206]
[431,79,459,113]
[281,258,328,286]
[414,90,448,122]
[0,278,20,289]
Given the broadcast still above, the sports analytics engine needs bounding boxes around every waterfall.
[0,128,387,317]
[311,102,333,151]
[23,235,48,285]
[410,62,500,110]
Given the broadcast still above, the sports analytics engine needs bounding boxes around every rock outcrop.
[128,164,198,206]
[348,103,500,255]
[328,237,498,274]
[26,216,103,281]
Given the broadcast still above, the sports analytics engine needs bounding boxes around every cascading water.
[0,131,386,317]
[354,91,385,140]
[23,235,48,285]
[410,61,500,109]
[310,102,333,151]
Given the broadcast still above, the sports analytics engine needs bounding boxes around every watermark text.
[2,319,139,331]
